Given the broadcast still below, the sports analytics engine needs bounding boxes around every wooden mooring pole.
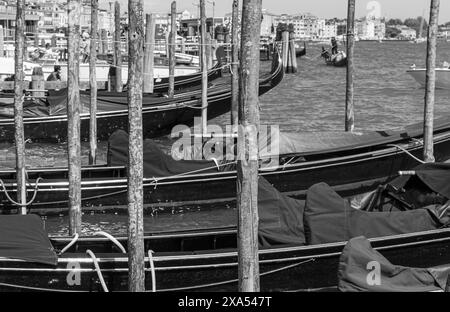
[345,0,356,132]
[143,14,155,93]
[0,26,4,57]
[237,0,261,292]
[168,1,176,98]
[14,0,26,215]
[101,29,108,54]
[67,0,82,235]
[114,1,123,92]
[231,0,239,130]
[424,0,440,163]
[200,0,208,136]
[89,0,98,165]
[127,0,145,292]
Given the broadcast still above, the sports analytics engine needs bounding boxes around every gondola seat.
[303,183,448,245]
[338,236,450,292]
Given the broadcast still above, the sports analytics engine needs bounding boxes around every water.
[5,41,450,236]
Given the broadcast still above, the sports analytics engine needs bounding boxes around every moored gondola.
[0,50,284,143]
[0,165,449,292]
[1,116,450,215]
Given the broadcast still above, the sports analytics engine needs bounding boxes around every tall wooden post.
[144,14,155,93]
[237,0,261,292]
[205,32,212,70]
[231,0,239,129]
[101,29,108,54]
[281,31,289,71]
[89,0,98,165]
[114,1,123,92]
[31,67,45,98]
[34,25,39,48]
[200,0,208,135]
[345,0,355,132]
[287,32,298,73]
[168,1,176,98]
[423,0,440,163]
[14,0,26,215]
[67,0,82,235]
[127,0,145,292]
[0,26,4,57]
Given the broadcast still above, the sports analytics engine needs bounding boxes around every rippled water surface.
[4,41,450,235]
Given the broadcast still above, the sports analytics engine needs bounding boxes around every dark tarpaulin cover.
[108,130,218,178]
[390,163,450,200]
[303,183,444,245]
[338,236,450,292]
[0,215,57,266]
[258,177,305,247]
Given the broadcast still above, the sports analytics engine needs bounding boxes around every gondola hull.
[1,125,450,215]
[0,53,283,143]
[0,229,449,292]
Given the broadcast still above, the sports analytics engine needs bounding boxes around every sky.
[99,0,450,23]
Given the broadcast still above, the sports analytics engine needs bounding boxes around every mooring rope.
[387,144,426,164]
[93,231,126,254]
[86,249,109,292]
[0,177,43,208]
[58,233,79,256]
[148,250,157,292]
[150,258,316,292]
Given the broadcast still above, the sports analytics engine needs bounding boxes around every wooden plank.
[90,0,98,165]
[424,0,440,163]
[67,0,82,235]
[14,0,26,215]
[345,0,355,132]
[237,0,261,292]
[127,0,146,292]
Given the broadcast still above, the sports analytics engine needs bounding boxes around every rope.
[93,231,126,254]
[148,250,156,292]
[387,144,426,164]
[152,258,315,292]
[58,233,79,255]
[86,249,109,292]
[0,177,43,207]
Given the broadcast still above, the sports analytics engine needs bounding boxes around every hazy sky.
[99,0,450,23]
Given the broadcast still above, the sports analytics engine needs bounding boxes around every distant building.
[261,9,277,37]
[394,25,417,39]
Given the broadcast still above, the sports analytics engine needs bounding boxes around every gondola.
[296,42,306,58]
[0,50,284,143]
[321,48,347,67]
[0,164,449,292]
[1,116,450,215]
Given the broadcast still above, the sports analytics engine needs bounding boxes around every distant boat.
[296,42,306,58]
[321,49,347,67]
[407,66,450,89]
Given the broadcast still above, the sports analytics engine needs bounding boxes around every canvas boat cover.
[338,236,450,292]
[258,177,305,247]
[303,183,447,245]
[0,89,175,118]
[390,163,450,200]
[0,215,57,266]
[108,130,218,178]
[258,115,450,156]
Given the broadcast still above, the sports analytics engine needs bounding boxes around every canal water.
[3,41,450,235]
